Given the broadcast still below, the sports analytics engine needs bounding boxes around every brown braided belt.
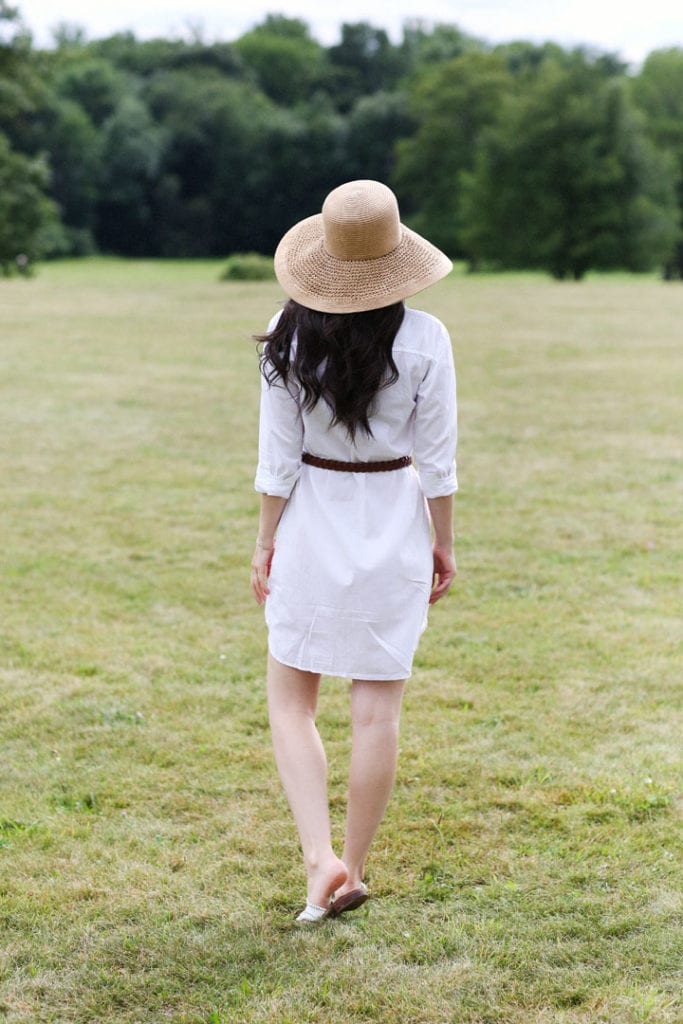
[301,452,412,473]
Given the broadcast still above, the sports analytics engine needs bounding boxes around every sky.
[15,0,683,68]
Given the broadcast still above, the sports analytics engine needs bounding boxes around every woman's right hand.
[430,544,456,604]
[251,540,275,605]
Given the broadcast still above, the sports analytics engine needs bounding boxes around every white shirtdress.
[254,306,458,680]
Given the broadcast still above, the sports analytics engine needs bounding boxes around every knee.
[269,704,317,732]
[350,681,404,733]
[351,703,401,734]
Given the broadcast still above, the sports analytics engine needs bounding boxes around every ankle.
[303,849,332,874]
[342,861,365,887]
[304,855,348,905]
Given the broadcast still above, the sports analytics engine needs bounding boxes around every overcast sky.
[16,0,683,67]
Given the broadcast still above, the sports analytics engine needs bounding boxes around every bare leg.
[337,678,406,896]
[266,652,347,907]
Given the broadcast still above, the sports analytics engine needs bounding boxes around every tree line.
[1,1,683,278]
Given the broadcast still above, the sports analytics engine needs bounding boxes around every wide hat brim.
[274,213,453,314]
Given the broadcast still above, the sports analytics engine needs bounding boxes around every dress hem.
[268,646,411,682]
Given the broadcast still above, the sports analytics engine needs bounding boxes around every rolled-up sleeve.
[414,323,458,498]
[254,369,304,498]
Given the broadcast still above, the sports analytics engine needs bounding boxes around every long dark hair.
[257,299,404,441]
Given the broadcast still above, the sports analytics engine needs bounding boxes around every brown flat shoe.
[330,884,369,917]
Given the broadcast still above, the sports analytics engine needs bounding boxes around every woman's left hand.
[251,541,275,605]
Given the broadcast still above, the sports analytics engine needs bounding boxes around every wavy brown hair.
[257,299,404,441]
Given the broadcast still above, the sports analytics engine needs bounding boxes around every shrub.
[219,252,275,281]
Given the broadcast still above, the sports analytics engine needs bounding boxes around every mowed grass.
[1,258,682,1023]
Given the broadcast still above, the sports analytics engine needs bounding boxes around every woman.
[251,180,458,923]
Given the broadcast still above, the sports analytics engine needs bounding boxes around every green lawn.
[1,259,682,1023]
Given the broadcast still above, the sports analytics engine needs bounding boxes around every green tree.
[393,51,512,254]
[32,49,126,253]
[51,55,127,126]
[0,1,45,147]
[459,58,678,277]
[400,20,484,71]
[631,48,683,277]
[0,131,62,273]
[0,3,67,266]
[37,96,102,252]
[97,95,165,254]
[345,90,414,182]
[240,101,347,254]
[91,32,243,79]
[326,22,406,112]
[495,40,626,80]
[144,69,270,255]
[233,17,325,106]
[143,67,346,257]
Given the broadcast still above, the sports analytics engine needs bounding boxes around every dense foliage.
[1,3,682,277]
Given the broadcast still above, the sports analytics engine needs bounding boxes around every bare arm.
[251,494,288,605]
[426,493,456,604]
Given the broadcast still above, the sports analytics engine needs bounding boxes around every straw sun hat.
[274,180,452,314]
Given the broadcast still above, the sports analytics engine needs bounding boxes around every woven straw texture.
[274,181,452,314]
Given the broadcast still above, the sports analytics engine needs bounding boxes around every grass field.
[1,258,682,1023]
